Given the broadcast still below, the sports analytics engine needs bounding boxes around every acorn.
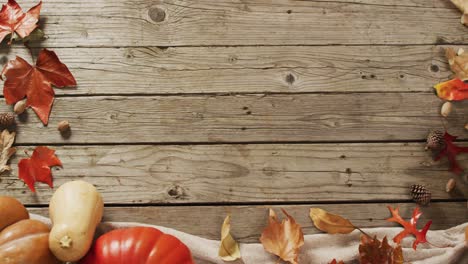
[425,130,445,150]
[441,102,453,117]
[0,113,15,127]
[446,178,456,193]
[57,120,70,133]
[13,100,27,115]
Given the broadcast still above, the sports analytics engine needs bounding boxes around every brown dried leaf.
[0,129,16,173]
[450,0,468,26]
[359,235,403,264]
[445,47,468,81]
[309,208,355,234]
[218,214,241,261]
[260,209,304,264]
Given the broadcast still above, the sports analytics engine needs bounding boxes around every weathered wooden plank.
[4,93,467,144]
[2,143,466,204]
[28,202,468,242]
[0,45,451,95]
[8,0,468,47]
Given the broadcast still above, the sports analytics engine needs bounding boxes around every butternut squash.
[49,180,103,262]
[0,219,60,264]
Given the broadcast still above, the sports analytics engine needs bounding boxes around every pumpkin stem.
[59,235,72,248]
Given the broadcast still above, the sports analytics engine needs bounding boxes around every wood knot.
[430,64,439,73]
[168,185,185,199]
[148,6,166,22]
[285,73,295,85]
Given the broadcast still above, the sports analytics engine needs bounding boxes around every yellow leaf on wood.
[0,129,16,174]
[260,209,304,264]
[450,0,468,26]
[309,208,355,234]
[445,47,468,81]
[218,215,241,261]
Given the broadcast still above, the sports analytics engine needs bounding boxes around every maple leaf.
[0,0,42,44]
[1,49,76,125]
[359,235,403,264]
[329,259,345,264]
[386,206,432,250]
[18,146,62,192]
[432,132,468,175]
[260,209,304,264]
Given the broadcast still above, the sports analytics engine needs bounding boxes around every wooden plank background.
[0,0,466,259]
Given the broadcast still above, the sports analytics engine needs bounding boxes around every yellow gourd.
[48,180,103,262]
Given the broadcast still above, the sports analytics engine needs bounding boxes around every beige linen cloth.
[31,214,467,264]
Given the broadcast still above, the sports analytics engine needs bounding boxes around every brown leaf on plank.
[309,208,355,234]
[0,129,16,174]
[450,0,468,26]
[445,47,468,81]
[359,235,403,264]
[260,209,304,264]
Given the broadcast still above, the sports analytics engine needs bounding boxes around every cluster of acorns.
[0,100,71,135]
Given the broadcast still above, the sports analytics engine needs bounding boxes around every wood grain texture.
[0,45,453,95]
[7,0,468,47]
[28,202,468,242]
[2,144,466,204]
[4,93,467,144]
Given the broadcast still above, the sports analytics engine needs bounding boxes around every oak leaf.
[386,206,432,250]
[0,129,15,173]
[18,146,62,192]
[260,209,304,264]
[309,208,355,234]
[1,49,76,125]
[433,132,468,175]
[359,235,403,264]
[218,214,241,261]
[445,47,468,81]
[0,0,42,44]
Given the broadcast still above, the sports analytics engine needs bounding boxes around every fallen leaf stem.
[24,42,35,64]
[354,225,372,239]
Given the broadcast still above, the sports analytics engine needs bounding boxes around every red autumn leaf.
[433,132,468,175]
[18,146,62,192]
[329,259,345,264]
[433,78,468,101]
[0,0,42,44]
[386,206,432,250]
[359,235,403,264]
[1,49,76,125]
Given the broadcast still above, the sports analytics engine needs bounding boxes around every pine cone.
[410,184,431,205]
[425,130,445,150]
[0,113,15,127]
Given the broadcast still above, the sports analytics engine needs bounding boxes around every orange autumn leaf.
[359,235,403,264]
[329,259,345,264]
[260,209,304,264]
[18,146,62,192]
[1,49,76,125]
[0,0,42,44]
[434,78,468,101]
[309,208,355,234]
[386,206,432,250]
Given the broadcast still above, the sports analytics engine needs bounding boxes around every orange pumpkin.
[0,196,29,231]
[0,219,60,264]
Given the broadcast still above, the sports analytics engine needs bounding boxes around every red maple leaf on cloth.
[386,206,432,250]
[0,0,41,44]
[433,132,468,175]
[1,49,76,125]
[18,146,62,192]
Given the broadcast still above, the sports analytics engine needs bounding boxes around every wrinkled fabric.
[31,214,467,264]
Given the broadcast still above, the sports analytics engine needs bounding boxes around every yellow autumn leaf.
[218,215,241,261]
[465,226,468,242]
[309,208,355,234]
